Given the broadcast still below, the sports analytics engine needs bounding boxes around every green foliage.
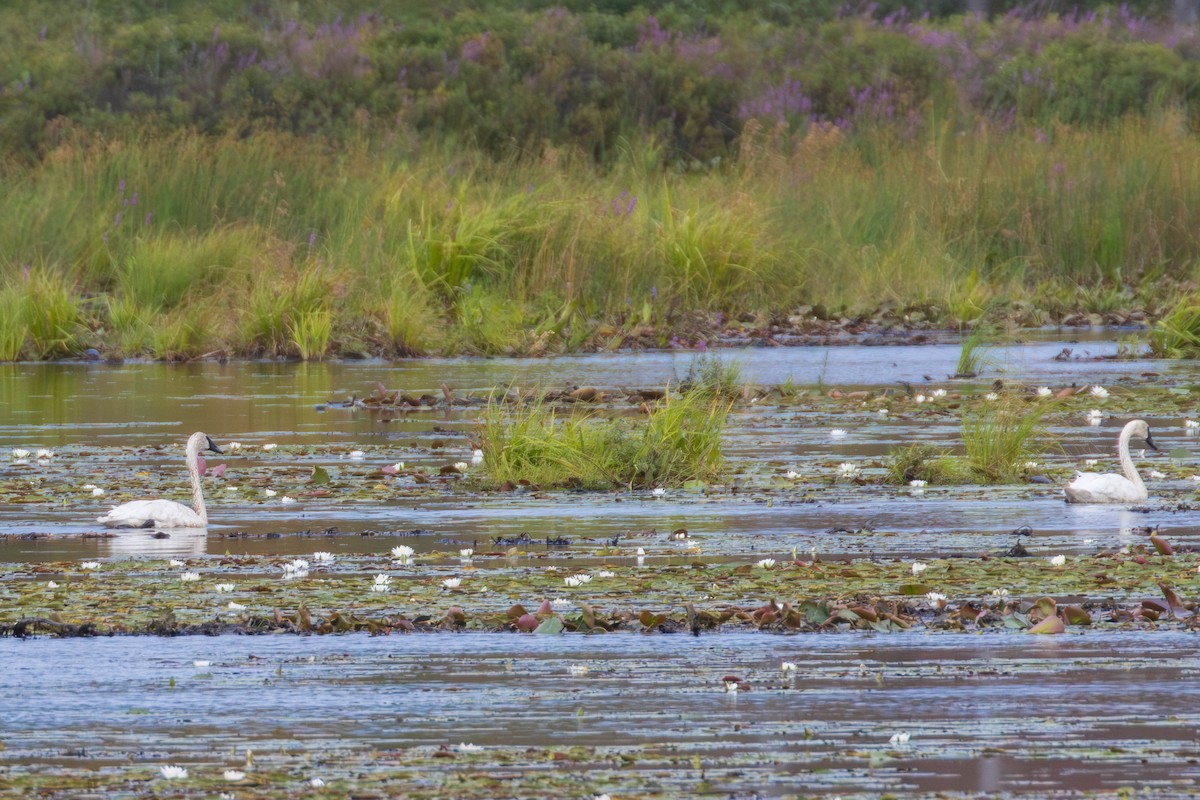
[1151,298,1200,358]
[961,398,1054,484]
[479,388,728,489]
[0,286,26,361]
[954,325,992,378]
[681,352,743,399]
[885,443,970,486]
[21,271,81,359]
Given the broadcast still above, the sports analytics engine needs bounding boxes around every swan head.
[188,431,223,456]
[1129,419,1157,451]
[205,435,223,455]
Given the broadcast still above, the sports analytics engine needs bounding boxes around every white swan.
[1064,419,1157,504]
[97,432,223,528]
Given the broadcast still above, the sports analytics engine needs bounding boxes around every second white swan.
[97,431,223,528]
[1063,419,1156,504]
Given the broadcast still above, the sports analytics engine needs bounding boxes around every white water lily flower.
[914,393,927,403]
[837,462,859,478]
[261,443,277,451]
[456,743,482,753]
[223,770,245,782]
[472,448,484,463]
[652,487,666,497]
[931,388,947,398]
[1049,554,1067,567]
[781,661,798,673]
[309,777,325,787]
[280,495,296,504]
[1149,470,1166,479]
[453,461,468,472]
[36,448,54,459]
[1036,386,1052,397]
[984,392,1000,401]
[1090,385,1109,398]
[225,485,239,491]
[227,601,246,611]
[227,442,242,452]
[312,551,333,563]
[460,548,474,558]
[159,765,188,780]
[911,561,928,575]
[82,484,97,490]
[636,547,646,556]
[348,450,365,460]
[830,428,847,437]
[91,487,106,497]
[214,583,235,593]
[889,732,911,745]
[1086,409,1104,421]
[263,488,277,497]
[564,575,584,587]
[442,577,462,589]
[784,470,800,479]
[47,580,58,589]
[1188,419,1200,431]
[568,664,589,676]
[371,574,391,592]
[1084,459,1099,467]
[596,570,615,578]
[877,408,889,416]
[991,588,1010,597]
[180,571,200,582]
[169,559,185,567]
[926,591,947,604]
[724,680,740,693]
[909,479,927,492]
[391,545,414,565]
[10,448,29,460]
[756,558,776,568]
[193,660,210,668]
[551,598,571,609]
[392,461,405,470]
[80,561,100,570]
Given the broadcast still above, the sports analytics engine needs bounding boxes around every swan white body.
[1064,419,1155,504]
[97,432,222,528]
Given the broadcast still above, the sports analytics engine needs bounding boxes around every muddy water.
[2,632,1198,796]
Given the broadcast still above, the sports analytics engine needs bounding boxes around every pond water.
[3,333,1199,797]
[2,632,1198,797]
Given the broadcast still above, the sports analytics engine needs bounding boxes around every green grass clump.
[1150,298,1200,358]
[0,286,26,361]
[479,389,729,489]
[885,443,971,486]
[954,326,992,378]
[961,398,1054,484]
[21,271,81,359]
[681,353,743,399]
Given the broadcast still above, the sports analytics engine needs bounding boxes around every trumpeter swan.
[97,432,223,528]
[1063,419,1157,504]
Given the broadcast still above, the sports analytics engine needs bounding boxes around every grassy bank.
[2,112,1200,360]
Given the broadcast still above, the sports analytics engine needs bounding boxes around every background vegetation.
[2,1,1200,359]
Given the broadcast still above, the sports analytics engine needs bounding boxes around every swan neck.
[1118,424,1144,492]
[186,438,207,524]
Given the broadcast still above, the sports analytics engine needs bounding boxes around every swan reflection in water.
[102,528,208,558]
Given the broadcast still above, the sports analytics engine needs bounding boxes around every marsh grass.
[961,398,1055,484]
[1150,299,1200,358]
[885,443,971,486]
[479,389,728,489]
[5,114,1200,359]
[22,271,81,359]
[954,326,993,378]
[0,286,26,361]
[681,353,743,399]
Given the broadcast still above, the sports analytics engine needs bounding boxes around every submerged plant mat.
[2,545,1198,636]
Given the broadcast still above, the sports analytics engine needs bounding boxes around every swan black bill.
[206,437,223,454]
[1145,431,1158,451]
